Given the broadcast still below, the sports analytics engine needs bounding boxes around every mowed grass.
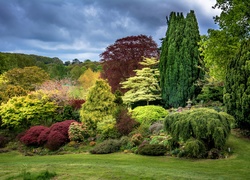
[0,132,249,180]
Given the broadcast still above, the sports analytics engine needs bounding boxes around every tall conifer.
[160,10,203,108]
[224,39,250,130]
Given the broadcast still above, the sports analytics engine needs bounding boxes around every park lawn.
[0,131,249,180]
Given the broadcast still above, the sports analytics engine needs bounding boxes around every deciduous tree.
[100,35,159,92]
[121,57,161,106]
[3,66,50,91]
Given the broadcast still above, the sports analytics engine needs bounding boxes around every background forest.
[0,0,249,162]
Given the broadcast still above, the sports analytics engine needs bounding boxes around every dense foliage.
[131,105,168,125]
[20,120,76,151]
[90,139,121,154]
[0,94,58,129]
[121,57,161,106]
[164,108,234,151]
[2,66,50,91]
[80,79,117,134]
[224,40,250,130]
[20,126,49,147]
[100,35,159,92]
[160,11,203,108]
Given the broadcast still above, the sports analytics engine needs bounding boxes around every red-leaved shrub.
[20,126,49,146]
[37,128,51,146]
[45,130,67,151]
[68,99,85,110]
[50,120,76,137]
[116,109,138,135]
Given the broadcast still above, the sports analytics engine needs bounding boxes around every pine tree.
[224,39,250,130]
[160,11,203,108]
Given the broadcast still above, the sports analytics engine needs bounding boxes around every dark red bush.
[37,128,51,146]
[45,130,68,151]
[50,120,76,137]
[68,99,85,110]
[116,109,138,135]
[20,126,49,146]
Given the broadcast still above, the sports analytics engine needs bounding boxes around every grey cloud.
[0,0,220,61]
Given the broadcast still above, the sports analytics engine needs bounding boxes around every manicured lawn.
[0,132,249,180]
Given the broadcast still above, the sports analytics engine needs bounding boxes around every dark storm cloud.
[0,0,220,61]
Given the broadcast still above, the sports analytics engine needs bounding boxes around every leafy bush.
[0,94,58,129]
[149,134,173,150]
[138,144,167,156]
[149,122,164,134]
[97,115,119,139]
[37,128,50,146]
[0,84,28,104]
[131,105,168,125]
[80,79,117,131]
[50,120,76,138]
[182,138,206,158]
[68,122,89,142]
[164,108,234,150]
[20,126,49,147]
[131,133,143,146]
[90,139,121,154]
[116,108,138,136]
[45,130,67,151]
[68,99,86,110]
[54,105,80,122]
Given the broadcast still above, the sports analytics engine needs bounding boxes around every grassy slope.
[0,132,249,180]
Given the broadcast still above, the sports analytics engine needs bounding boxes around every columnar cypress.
[160,10,203,108]
[224,39,250,130]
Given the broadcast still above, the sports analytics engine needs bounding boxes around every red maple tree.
[100,34,159,92]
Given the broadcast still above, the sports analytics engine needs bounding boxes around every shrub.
[20,126,49,147]
[131,133,143,146]
[50,120,76,138]
[149,122,164,134]
[68,122,89,142]
[164,108,234,150]
[138,144,167,156]
[90,139,121,154]
[37,128,51,146]
[54,105,80,122]
[0,94,58,129]
[68,99,85,110]
[97,115,119,139]
[116,108,138,136]
[45,130,68,151]
[131,105,168,125]
[183,138,206,158]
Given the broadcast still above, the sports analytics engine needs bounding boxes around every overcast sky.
[0,0,221,62]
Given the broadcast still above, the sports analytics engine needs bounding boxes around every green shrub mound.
[182,138,206,158]
[138,144,167,156]
[90,139,121,154]
[164,108,234,154]
[132,105,168,125]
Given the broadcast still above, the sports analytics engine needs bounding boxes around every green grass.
[0,132,249,180]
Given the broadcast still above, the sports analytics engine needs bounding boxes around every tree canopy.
[2,66,50,91]
[100,34,159,92]
[121,57,161,106]
[160,11,203,108]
